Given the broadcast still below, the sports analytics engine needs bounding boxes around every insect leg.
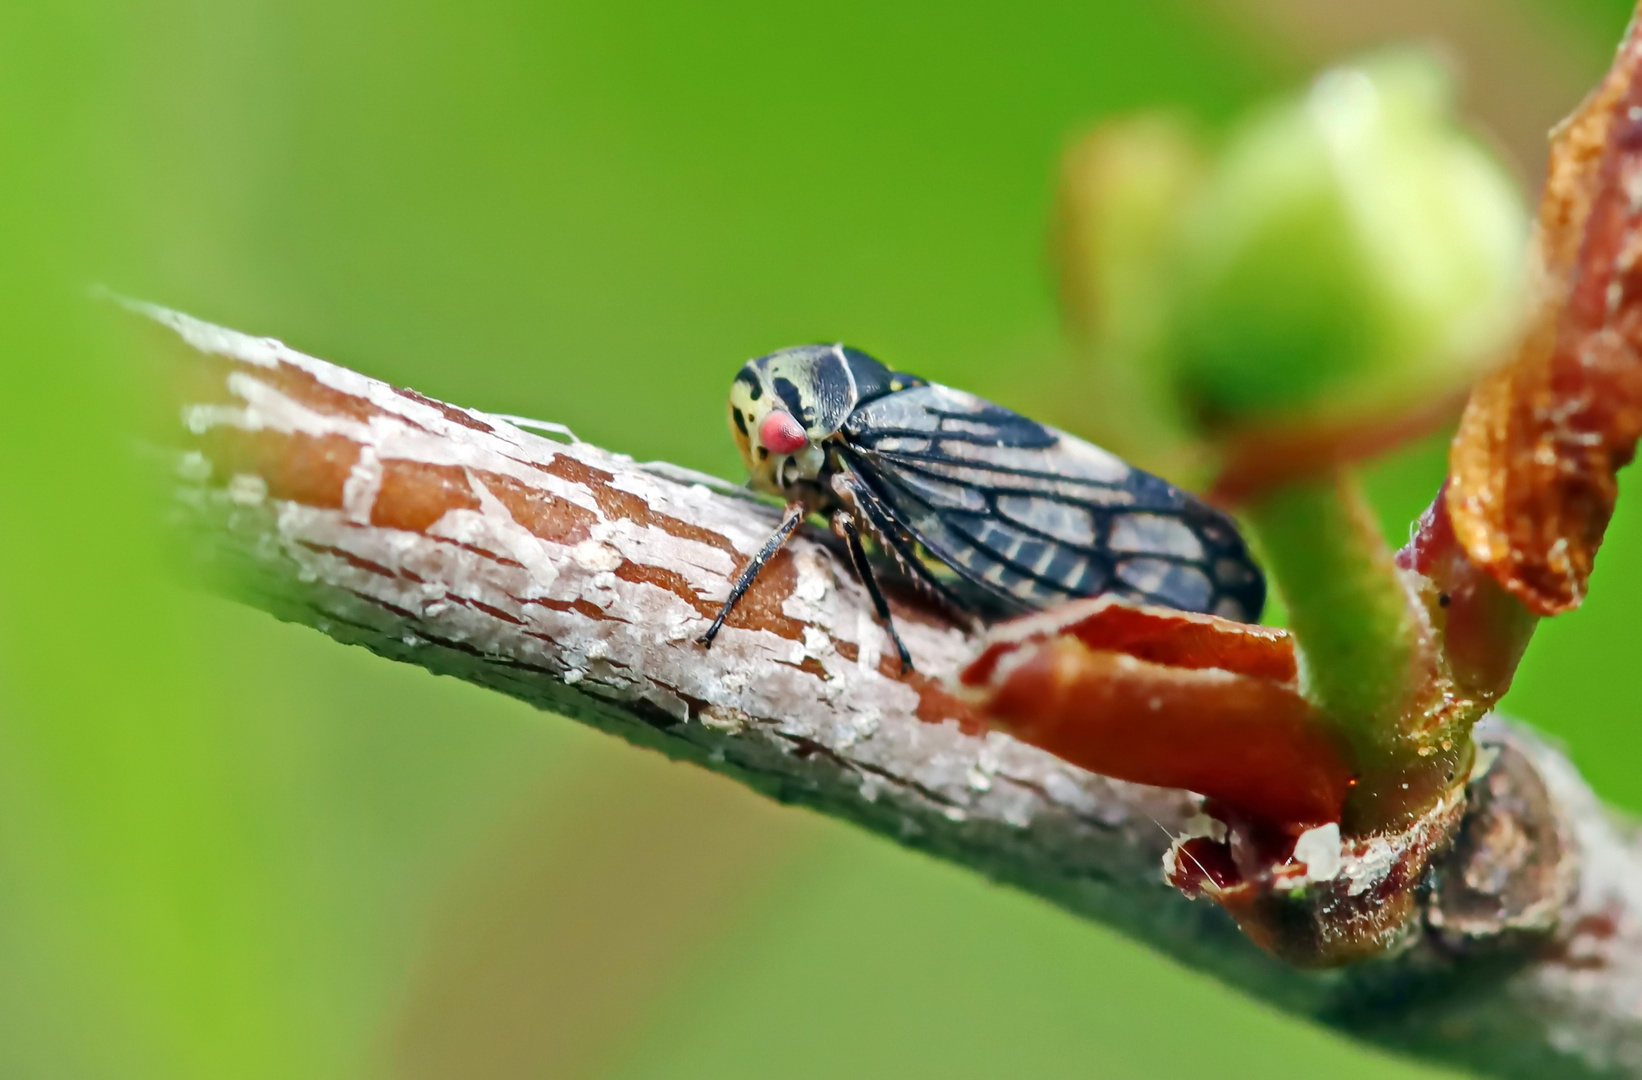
[831,509,914,674]
[698,501,807,648]
[831,469,984,632]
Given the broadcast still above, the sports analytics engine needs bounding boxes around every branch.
[138,300,1642,1079]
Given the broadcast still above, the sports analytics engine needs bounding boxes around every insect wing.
[839,384,1265,622]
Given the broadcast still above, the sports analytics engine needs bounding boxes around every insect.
[697,344,1265,670]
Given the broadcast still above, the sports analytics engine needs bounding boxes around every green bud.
[1166,52,1528,431]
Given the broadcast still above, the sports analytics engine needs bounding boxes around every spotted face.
[728,345,864,498]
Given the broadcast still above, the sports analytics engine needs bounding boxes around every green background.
[2,1,1638,1077]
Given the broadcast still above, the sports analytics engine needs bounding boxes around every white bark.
[139,300,1642,1079]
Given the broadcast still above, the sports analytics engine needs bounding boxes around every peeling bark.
[1449,16,1642,615]
[140,300,1642,1079]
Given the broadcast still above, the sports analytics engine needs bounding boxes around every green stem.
[1244,471,1458,831]
[1245,471,1417,730]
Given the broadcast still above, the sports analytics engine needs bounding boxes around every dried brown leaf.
[1449,15,1642,613]
[960,599,1353,826]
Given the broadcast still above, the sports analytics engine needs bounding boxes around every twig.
[138,299,1642,1079]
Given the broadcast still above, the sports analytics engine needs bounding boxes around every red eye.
[759,411,809,454]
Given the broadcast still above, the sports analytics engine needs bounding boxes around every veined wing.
[838,383,1265,622]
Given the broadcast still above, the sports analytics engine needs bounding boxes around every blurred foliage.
[0,1,1638,1079]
